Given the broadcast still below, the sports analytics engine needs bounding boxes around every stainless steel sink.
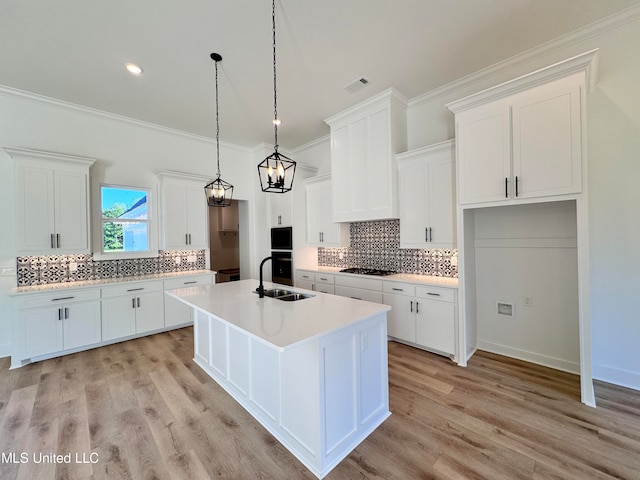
[276,293,313,301]
[254,289,314,301]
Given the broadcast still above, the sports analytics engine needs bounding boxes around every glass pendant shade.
[204,52,234,207]
[258,148,296,193]
[205,175,234,207]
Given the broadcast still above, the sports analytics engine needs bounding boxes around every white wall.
[405,12,640,389]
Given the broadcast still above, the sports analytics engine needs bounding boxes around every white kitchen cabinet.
[158,171,210,250]
[383,282,456,356]
[163,273,215,328]
[334,274,383,303]
[6,147,95,255]
[294,270,336,294]
[325,88,407,222]
[269,191,292,227]
[14,289,101,360]
[449,65,590,206]
[305,175,348,247]
[101,280,165,341]
[397,140,456,249]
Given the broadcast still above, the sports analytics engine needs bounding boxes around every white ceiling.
[1,0,639,149]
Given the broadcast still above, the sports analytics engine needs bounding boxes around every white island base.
[167,280,391,479]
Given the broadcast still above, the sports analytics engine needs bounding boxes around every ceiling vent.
[344,76,371,94]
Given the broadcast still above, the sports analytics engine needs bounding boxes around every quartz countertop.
[299,266,458,288]
[166,279,390,350]
[9,270,216,295]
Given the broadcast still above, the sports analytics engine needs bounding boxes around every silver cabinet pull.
[319,277,327,281]
[58,308,62,321]
[137,297,140,308]
[425,227,428,242]
[51,234,55,249]
[127,287,144,292]
[515,176,519,197]
[64,307,69,319]
[132,298,136,308]
[350,296,362,300]
[185,233,189,245]
[52,296,74,302]
[392,287,403,292]
[505,177,509,198]
[188,233,192,244]
[429,228,432,242]
[56,233,60,248]
[427,292,441,296]
[184,281,197,285]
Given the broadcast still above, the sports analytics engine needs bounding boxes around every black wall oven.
[271,251,293,286]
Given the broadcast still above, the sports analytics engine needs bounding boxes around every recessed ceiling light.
[125,63,143,75]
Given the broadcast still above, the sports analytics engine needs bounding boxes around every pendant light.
[257,0,296,193]
[205,53,234,207]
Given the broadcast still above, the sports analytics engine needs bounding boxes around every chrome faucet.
[257,256,272,298]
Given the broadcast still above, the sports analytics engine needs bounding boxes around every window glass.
[101,186,149,253]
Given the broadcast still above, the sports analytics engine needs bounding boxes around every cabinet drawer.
[315,273,335,285]
[164,275,213,290]
[101,280,164,299]
[415,285,456,303]
[296,270,315,283]
[15,288,100,309]
[335,285,383,304]
[383,282,415,297]
[335,275,383,291]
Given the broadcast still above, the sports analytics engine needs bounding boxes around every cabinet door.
[269,192,292,227]
[330,125,352,222]
[54,170,90,252]
[186,184,208,248]
[163,183,189,249]
[305,182,323,246]
[512,81,582,199]
[456,104,511,205]
[15,166,56,253]
[135,290,165,334]
[22,306,63,358]
[101,296,136,341]
[382,294,415,343]
[398,163,429,248]
[427,156,456,247]
[416,299,455,355]
[63,301,101,350]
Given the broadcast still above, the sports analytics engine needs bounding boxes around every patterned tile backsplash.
[318,219,457,277]
[16,250,207,286]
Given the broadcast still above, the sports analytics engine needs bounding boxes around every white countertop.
[166,279,391,350]
[301,266,459,288]
[9,270,216,295]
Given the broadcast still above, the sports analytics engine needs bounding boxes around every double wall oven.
[271,226,293,286]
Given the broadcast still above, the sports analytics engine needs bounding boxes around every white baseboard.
[593,363,640,392]
[477,340,580,374]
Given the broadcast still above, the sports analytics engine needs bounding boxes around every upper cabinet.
[269,191,292,227]
[6,147,95,255]
[158,171,210,250]
[397,140,456,249]
[325,88,407,222]
[447,50,598,206]
[305,174,349,247]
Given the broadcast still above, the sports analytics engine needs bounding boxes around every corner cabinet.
[158,171,210,250]
[325,88,407,222]
[6,147,95,255]
[397,140,456,249]
[305,174,349,247]
[447,50,598,206]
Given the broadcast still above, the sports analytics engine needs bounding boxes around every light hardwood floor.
[1,327,639,479]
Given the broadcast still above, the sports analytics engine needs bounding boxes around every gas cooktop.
[339,268,396,276]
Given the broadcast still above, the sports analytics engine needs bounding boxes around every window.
[101,186,150,253]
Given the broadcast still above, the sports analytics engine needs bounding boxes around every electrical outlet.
[450,255,458,267]
[174,256,182,264]
[186,255,196,263]
[523,296,533,307]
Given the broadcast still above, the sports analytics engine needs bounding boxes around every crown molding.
[292,134,330,154]
[0,84,252,154]
[324,87,408,127]
[396,139,454,162]
[409,3,640,109]
[4,146,96,167]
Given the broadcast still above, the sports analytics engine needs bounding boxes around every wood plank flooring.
[1,328,639,479]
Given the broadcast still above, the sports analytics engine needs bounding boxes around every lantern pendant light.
[205,53,234,207]
[257,0,296,193]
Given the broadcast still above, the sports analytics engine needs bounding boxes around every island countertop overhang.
[165,279,391,350]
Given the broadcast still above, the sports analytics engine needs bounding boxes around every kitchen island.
[165,279,391,479]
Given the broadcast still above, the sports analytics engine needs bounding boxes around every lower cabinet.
[101,281,165,341]
[163,274,215,327]
[383,282,456,356]
[15,288,101,361]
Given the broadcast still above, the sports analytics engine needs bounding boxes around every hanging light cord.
[214,58,221,178]
[272,0,278,151]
